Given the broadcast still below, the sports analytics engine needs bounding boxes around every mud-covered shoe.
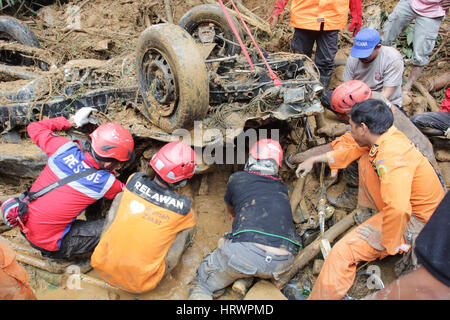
[188,286,213,300]
[327,186,358,210]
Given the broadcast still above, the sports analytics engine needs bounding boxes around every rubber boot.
[319,70,333,90]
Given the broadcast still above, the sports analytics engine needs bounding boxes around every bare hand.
[356,225,385,251]
[285,152,306,169]
[295,157,314,178]
[441,0,450,11]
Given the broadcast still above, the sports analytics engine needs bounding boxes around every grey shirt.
[343,46,404,107]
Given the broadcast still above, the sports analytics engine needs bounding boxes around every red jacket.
[439,87,450,113]
[24,117,125,251]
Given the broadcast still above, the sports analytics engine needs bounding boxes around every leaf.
[406,30,414,46]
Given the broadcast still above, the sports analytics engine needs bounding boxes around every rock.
[0,142,47,179]
[312,259,324,275]
[244,280,287,300]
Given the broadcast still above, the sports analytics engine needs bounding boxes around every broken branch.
[413,82,440,112]
[273,211,356,289]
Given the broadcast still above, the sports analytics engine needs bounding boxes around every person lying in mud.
[1,107,135,260]
[188,139,302,300]
[286,80,444,212]
[294,99,445,300]
[91,141,197,294]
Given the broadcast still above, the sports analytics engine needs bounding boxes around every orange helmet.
[331,80,372,115]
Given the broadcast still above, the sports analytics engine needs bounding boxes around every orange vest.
[327,127,444,255]
[91,173,196,293]
[290,0,350,31]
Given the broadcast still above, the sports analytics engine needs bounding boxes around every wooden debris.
[312,259,324,275]
[232,0,272,36]
[425,72,450,92]
[290,175,307,224]
[163,0,173,24]
[273,211,357,289]
[413,82,440,112]
[244,280,287,300]
[232,277,254,296]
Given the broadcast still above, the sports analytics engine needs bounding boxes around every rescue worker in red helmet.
[286,80,443,212]
[189,139,302,300]
[91,141,197,294]
[1,107,134,260]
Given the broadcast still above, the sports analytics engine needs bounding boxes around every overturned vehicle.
[1,5,324,150]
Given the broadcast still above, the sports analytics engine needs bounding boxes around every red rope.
[227,0,282,86]
[217,0,254,69]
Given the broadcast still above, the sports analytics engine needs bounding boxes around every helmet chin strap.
[244,157,279,176]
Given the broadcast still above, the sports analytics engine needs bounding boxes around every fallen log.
[425,72,450,92]
[413,82,440,112]
[273,211,356,289]
[290,175,307,224]
[232,0,272,36]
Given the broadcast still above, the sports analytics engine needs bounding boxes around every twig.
[413,82,439,112]
[164,0,173,24]
[429,36,448,62]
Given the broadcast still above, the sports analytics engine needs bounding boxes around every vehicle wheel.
[136,24,209,132]
[178,4,244,58]
[0,16,41,67]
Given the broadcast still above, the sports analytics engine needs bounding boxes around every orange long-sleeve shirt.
[326,127,444,255]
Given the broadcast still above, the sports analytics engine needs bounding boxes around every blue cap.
[350,28,381,58]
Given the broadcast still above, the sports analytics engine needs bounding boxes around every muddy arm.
[164,227,196,274]
[287,143,333,168]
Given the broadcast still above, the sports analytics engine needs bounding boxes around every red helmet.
[331,80,372,114]
[90,123,134,162]
[150,141,197,183]
[249,139,283,167]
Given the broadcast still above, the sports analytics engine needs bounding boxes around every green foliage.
[394,24,415,59]
[0,0,23,10]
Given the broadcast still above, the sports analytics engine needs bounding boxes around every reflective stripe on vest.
[47,141,115,199]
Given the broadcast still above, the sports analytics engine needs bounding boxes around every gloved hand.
[348,0,363,37]
[356,225,385,251]
[445,127,450,139]
[1,200,20,228]
[269,0,289,28]
[72,107,96,128]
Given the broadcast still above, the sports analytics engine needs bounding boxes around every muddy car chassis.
[0,5,324,146]
[0,5,333,286]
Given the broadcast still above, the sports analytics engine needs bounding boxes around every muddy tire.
[0,16,41,67]
[178,4,243,57]
[136,24,209,132]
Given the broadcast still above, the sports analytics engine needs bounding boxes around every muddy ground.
[0,0,449,300]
